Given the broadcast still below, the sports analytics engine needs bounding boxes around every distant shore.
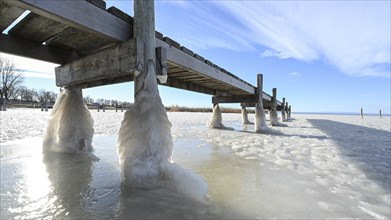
[2,102,388,116]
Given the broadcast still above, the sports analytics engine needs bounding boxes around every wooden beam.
[212,95,256,104]
[162,78,216,95]
[133,0,156,97]
[55,37,143,88]
[6,0,131,41]
[155,38,256,95]
[156,46,167,82]
[0,33,79,64]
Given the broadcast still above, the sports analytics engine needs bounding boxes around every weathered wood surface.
[5,0,132,41]
[9,13,68,43]
[0,0,25,32]
[0,33,80,64]
[156,38,255,95]
[133,0,157,97]
[55,38,143,88]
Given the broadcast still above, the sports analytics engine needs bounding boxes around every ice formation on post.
[254,102,268,133]
[270,110,288,127]
[281,109,287,122]
[208,104,234,130]
[43,86,94,154]
[117,61,207,202]
[241,107,253,124]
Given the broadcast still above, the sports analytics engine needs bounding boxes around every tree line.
[1,56,131,107]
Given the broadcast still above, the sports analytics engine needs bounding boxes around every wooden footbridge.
[0,0,291,115]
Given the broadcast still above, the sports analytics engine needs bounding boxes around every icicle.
[208,104,234,130]
[43,86,94,155]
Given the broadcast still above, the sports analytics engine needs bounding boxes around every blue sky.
[1,0,390,114]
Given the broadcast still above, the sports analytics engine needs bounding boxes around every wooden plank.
[55,38,143,87]
[170,74,202,80]
[9,13,68,43]
[212,95,257,104]
[155,31,163,40]
[163,78,216,95]
[180,46,194,56]
[0,0,25,32]
[194,54,205,62]
[6,0,131,41]
[107,6,133,23]
[0,33,79,64]
[45,27,115,56]
[163,37,180,49]
[86,0,106,10]
[155,38,256,95]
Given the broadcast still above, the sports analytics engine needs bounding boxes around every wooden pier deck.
[0,0,286,110]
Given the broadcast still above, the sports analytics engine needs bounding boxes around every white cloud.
[288,72,301,77]
[161,1,390,78]
[260,49,289,59]
[215,1,390,78]
[0,52,57,79]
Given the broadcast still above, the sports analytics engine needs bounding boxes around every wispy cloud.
[288,72,302,77]
[216,1,390,78]
[159,1,390,78]
[0,53,57,79]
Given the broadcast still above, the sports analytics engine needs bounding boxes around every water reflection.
[43,152,94,219]
[117,184,211,219]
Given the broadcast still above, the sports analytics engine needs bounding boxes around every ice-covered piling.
[281,98,287,122]
[254,74,268,132]
[241,107,252,124]
[43,86,94,154]
[254,102,269,133]
[117,0,206,202]
[270,88,287,127]
[117,61,207,202]
[208,104,234,130]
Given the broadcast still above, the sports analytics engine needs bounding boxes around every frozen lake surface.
[1,109,390,219]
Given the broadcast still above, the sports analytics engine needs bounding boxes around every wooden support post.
[285,101,289,117]
[380,109,382,118]
[361,108,363,119]
[288,105,292,118]
[269,88,279,125]
[254,74,267,132]
[134,0,156,99]
[282,97,286,122]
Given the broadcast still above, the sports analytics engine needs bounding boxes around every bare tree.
[9,85,21,101]
[83,95,94,105]
[48,91,57,103]
[37,89,53,103]
[111,99,118,107]
[96,98,104,105]
[0,57,24,100]
[103,99,111,106]
[19,86,37,102]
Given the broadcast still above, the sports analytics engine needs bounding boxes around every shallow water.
[1,110,390,219]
